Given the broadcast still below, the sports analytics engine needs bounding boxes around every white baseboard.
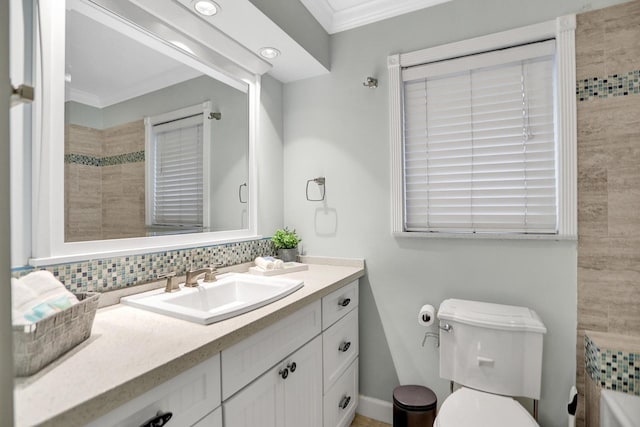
[356,394,393,424]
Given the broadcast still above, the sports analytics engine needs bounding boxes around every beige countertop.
[14,257,365,427]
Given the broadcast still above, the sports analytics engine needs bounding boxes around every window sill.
[393,231,576,241]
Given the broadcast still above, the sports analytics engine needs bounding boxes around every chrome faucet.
[184,267,218,287]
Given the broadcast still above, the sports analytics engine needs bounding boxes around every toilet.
[434,299,547,427]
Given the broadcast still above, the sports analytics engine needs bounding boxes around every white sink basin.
[121,273,304,325]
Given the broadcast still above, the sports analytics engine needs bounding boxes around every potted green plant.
[271,227,302,262]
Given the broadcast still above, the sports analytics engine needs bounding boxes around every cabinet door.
[222,300,321,400]
[224,336,323,427]
[283,335,323,427]
[193,406,222,427]
[223,367,283,427]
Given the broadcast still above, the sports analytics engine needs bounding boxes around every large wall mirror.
[31,0,268,263]
[64,4,249,242]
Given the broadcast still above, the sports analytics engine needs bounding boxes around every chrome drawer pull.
[338,341,351,353]
[140,411,172,427]
[338,395,351,410]
[338,298,351,307]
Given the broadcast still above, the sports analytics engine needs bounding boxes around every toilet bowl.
[435,387,538,427]
[435,299,547,426]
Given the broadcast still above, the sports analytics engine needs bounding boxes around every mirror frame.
[31,0,268,265]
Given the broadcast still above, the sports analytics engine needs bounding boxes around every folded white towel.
[20,270,78,303]
[12,270,79,325]
[273,259,284,270]
[255,257,275,270]
[11,278,38,311]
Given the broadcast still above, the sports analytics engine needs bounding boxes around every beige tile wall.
[65,124,103,242]
[65,120,145,242]
[575,1,640,425]
[102,121,146,239]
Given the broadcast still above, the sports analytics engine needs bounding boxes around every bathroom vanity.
[14,259,364,427]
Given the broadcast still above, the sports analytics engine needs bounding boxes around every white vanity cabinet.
[87,354,222,427]
[87,280,358,427]
[221,280,359,427]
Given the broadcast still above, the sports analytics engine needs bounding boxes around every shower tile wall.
[101,121,146,239]
[575,1,640,425]
[65,124,103,241]
[64,120,145,241]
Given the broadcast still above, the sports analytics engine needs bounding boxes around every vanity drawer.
[87,354,221,427]
[322,280,358,330]
[323,308,358,393]
[221,300,321,399]
[323,358,358,427]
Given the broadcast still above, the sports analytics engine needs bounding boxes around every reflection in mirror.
[64,5,249,242]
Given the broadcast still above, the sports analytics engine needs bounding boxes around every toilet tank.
[437,299,547,400]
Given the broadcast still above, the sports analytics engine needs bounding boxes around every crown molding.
[301,0,451,34]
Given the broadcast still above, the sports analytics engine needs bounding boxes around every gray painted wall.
[1,0,15,423]
[257,74,285,236]
[282,0,628,425]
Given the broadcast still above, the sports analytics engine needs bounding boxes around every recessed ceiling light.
[193,0,219,16]
[259,47,281,59]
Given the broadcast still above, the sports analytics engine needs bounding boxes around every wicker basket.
[13,292,100,377]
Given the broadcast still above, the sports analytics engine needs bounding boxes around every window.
[145,103,211,230]
[388,17,577,239]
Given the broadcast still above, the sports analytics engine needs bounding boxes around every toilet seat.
[435,387,539,427]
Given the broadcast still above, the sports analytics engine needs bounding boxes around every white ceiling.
[173,0,330,83]
[66,9,202,108]
[300,0,453,34]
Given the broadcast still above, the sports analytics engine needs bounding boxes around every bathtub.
[600,389,640,427]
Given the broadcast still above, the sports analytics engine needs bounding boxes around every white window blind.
[402,40,557,234]
[150,114,204,227]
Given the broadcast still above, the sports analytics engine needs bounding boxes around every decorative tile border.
[11,238,275,293]
[576,69,640,102]
[64,151,145,167]
[585,335,640,396]
[64,154,101,167]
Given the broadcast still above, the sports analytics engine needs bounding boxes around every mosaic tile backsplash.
[585,335,640,396]
[576,69,640,102]
[11,238,276,293]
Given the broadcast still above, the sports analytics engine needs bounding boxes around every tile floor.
[350,414,390,427]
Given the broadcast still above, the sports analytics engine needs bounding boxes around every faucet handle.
[160,272,179,293]
[203,266,220,283]
[159,272,176,279]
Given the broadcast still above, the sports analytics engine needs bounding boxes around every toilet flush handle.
[439,323,453,332]
[477,356,495,367]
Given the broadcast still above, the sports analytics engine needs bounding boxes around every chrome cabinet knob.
[338,298,351,307]
[279,367,289,379]
[287,362,297,373]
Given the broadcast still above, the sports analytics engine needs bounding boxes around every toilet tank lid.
[437,299,547,334]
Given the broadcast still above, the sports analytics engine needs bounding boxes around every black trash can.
[393,385,437,427]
